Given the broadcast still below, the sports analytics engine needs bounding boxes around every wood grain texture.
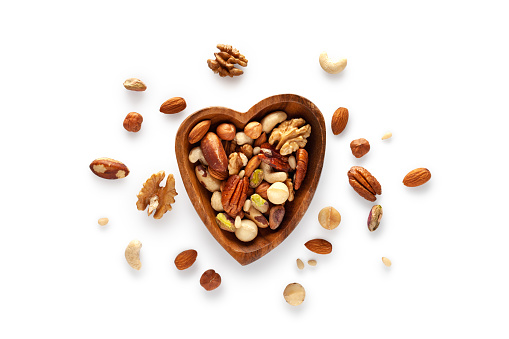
[175,94,326,265]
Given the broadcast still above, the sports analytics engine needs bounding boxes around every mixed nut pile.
[187,112,311,242]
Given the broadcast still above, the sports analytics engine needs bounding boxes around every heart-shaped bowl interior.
[175,94,326,265]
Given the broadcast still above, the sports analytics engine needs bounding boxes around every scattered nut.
[188,147,208,166]
[267,182,290,205]
[123,78,147,91]
[283,283,305,306]
[348,166,382,202]
[296,259,304,270]
[125,240,142,270]
[350,138,370,158]
[307,260,317,266]
[305,239,332,254]
[319,52,347,74]
[188,120,211,144]
[235,219,258,242]
[367,205,383,232]
[382,132,392,140]
[160,97,186,114]
[195,164,221,192]
[207,44,248,78]
[216,123,236,141]
[200,269,221,291]
[269,205,285,230]
[215,213,236,232]
[174,249,198,270]
[318,206,341,230]
[90,158,129,180]
[234,132,254,146]
[123,112,143,132]
[211,191,224,212]
[261,111,287,134]
[136,171,178,219]
[382,257,392,267]
[98,218,109,226]
[244,121,263,139]
[331,107,349,135]
[403,168,431,187]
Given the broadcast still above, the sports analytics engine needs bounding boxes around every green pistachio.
[249,169,264,188]
[216,213,236,232]
[250,194,269,214]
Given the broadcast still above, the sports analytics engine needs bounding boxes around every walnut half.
[268,118,311,155]
[136,171,178,219]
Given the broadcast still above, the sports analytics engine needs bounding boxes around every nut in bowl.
[175,94,326,265]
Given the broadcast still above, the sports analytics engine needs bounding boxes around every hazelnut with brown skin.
[216,123,236,141]
[123,112,143,132]
[350,138,370,158]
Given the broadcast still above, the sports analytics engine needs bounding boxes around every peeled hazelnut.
[244,121,263,139]
[200,269,221,291]
[367,205,383,232]
[123,112,143,132]
[235,219,258,242]
[283,283,305,306]
[267,182,289,205]
[216,123,236,141]
[350,138,370,158]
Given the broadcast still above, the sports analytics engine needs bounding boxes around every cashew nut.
[189,146,208,166]
[211,191,224,212]
[319,52,347,74]
[253,146,261,156]
[260,111,287,134]
[234,132,254,146]
[260,162,287,183]
[125,240,142,270]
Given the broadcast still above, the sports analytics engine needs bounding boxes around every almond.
[304,239,332,254]
[188,120,211,144]
[174,249,198,270]
[403,168,431,187]
[331,107,349,135]
[160,97,186,114]
[89,158,129,179]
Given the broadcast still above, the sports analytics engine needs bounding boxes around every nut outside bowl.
[175,94,326,265]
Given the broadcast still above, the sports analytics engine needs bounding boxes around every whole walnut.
[123,112,143,132]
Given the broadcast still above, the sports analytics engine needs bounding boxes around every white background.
[1,0,508,338]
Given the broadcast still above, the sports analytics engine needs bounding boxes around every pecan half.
[221,175,249,218]
[294,149,308,190]
[347,166,382,201]
[258,143,292,172]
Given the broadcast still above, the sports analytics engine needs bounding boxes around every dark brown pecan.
[347,166,382,201]
[259,143,292,172]
[221,175,249,218]
[294,149,308,190]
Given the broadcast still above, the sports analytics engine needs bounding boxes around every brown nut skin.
[403,168,431,187]
[188,120,211,144]
[305,239,332,254]
[255,181,270,200]
[347,166,382,201]
[294,149,308,190]
[239,144,253,159]
[160,97,186,114]
[200,269,221,291]
[350,138,370,158]
[331,107,349,135]
[221,175,249,218]
[90,158,129,179]
[244,121,263,139]
[244,155,262,178]
[216,123,236,141]
[201,132,228,180]
[174,249,198,270]
[123,112,143,132]
[269,205,285,230]
[253,132,267,148]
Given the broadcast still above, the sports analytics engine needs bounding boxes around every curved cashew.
[234,132,254,146]
[125,240,142,270]
[260,162,287,183]
[189,146,208,166]
[319,52,347,74]
[261,111,287,134]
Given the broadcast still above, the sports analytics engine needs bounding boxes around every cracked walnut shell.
[136,171,178,219]
[268,118,311,155]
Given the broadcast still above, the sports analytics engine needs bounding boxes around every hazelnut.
[200,269,221,291]
[216,123,236,141]
[123,112,143,132]
[350,138,370,158]
[244,121,263,139]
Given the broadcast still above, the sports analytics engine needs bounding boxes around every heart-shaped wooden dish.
[175,94,326,265]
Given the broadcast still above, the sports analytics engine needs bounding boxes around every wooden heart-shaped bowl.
[175,94,326,265]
